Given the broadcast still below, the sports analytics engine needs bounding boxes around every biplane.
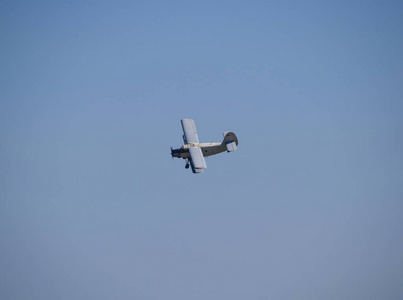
[171,119,238,173]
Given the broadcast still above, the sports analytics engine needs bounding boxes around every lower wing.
[188,147,207,173]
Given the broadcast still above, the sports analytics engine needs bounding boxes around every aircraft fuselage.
[171,142,226,159]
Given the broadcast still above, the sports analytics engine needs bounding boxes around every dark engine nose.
[171,147,182,158]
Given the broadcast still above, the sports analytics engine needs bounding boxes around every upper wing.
[188,147,207,173]
[181,119,199,144]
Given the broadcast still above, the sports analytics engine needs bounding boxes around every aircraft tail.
[222,132,238,152]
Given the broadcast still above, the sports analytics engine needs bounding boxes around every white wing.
[181,119,199,144]
[188,147,207,173]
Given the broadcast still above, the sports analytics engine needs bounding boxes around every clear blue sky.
[1,1,402,299]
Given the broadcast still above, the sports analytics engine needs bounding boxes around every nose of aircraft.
[171,147,179,157]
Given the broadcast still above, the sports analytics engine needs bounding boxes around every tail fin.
[222,131,238,152]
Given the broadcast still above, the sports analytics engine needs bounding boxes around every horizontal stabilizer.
[222,131,238,152]
[226,141,237,152]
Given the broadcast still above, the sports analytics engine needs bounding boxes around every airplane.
[171,119,238,173]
